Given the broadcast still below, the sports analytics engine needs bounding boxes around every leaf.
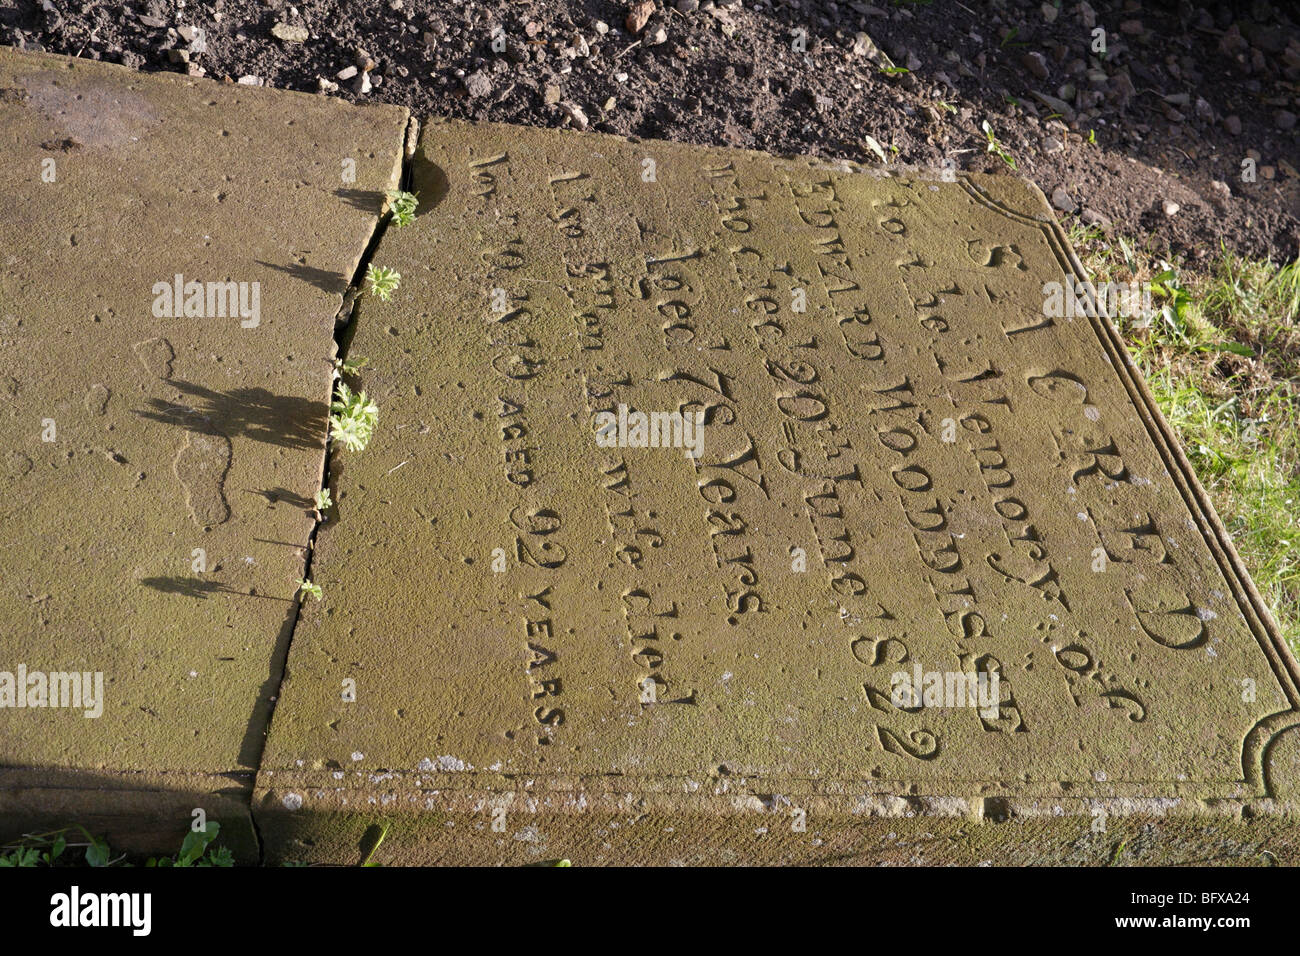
[177,822,220,867]
[84,839,110,868]
[862,135,887,163]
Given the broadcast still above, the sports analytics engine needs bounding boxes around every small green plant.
[330,380,379,452]
[1087,128,1097,146]
[333,355,370,379]
[148,824,233,868]
[1,823,230,867]
[386,189,419,227]
[981,120,1017,169]
[1150,262,1194,341]
[365,264,401,302]
[297,578,322,602]
[313,488,333,513]
[879,65,910,75]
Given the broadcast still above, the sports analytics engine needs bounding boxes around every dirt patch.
[2,0,1297,262]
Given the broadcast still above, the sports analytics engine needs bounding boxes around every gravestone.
[255,118,1300,864]
[0,48,408,856]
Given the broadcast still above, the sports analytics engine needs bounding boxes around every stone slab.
[255,118,1300,864]
[0,48,407,857]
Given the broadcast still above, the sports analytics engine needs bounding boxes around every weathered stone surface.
[256,119,1300,864]
[0,48,406,856]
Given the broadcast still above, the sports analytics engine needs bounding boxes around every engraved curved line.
[957,176,1053,226]
[1242,710,1300,795]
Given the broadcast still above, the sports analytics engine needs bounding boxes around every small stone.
[626,0,654,35]
[1078,1,1096,29]
[1041,2,1058,23]
[543,83,562,105]
[560,101,589,130]
[139,14,167,28]
[354,72,372,95]
[1276,110,1297,131]
[1262,165,1275,180]
[167,48,190,65]
[1162,200,1179,216]
[236,75,263,86]
[1208,180,1231,205]
[852,32,878,58]
[1042,136,1064,154]
[1224,114,1242,135]
[594,20,609,34]
[337,65,358,80]
[676,0,699,11]
[649,26,668,46]
[1119,19,1143,36]
[317,76,339,93]
[1081,208,1107,226]
[271,22,309,44]
[603,96,616,111]
[465,70,492,98]
[1023,51,1049,79]
[1051,187,1075,212]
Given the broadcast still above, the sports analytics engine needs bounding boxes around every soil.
[2,0,1298,265]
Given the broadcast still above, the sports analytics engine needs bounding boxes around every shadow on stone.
[255,258,348,295]
[135,380,327,452]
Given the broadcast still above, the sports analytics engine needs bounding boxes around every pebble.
[1081,208,1107,226]
[1224,114,1242,135]
[1022,51,1049,79]
[1276,110,1297,131]
[626,0,654,35]
[354,72,372,95]
[337,65,358,80]
[465,70,492,98]
[1051,187,1074,212]
[543,84,562,105]
[236,75,263,86]
[560,101,589,130]
[271,22,309,44]
[1162,200,1179,216]
[649,26,668,46]
[317,77,339,93]
[676,0,699,11]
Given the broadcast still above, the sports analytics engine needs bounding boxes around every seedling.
[386,189,419,227]
[297,578,322,602]
[981,120,1017,169]
[313,488,333,513]
[333,355,370,380]
[330,380,379,452]
[1087,128,1097,146]
[365,264,401,301]
[879,65,910,76]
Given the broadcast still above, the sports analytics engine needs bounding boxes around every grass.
[1069,227,1300,653]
